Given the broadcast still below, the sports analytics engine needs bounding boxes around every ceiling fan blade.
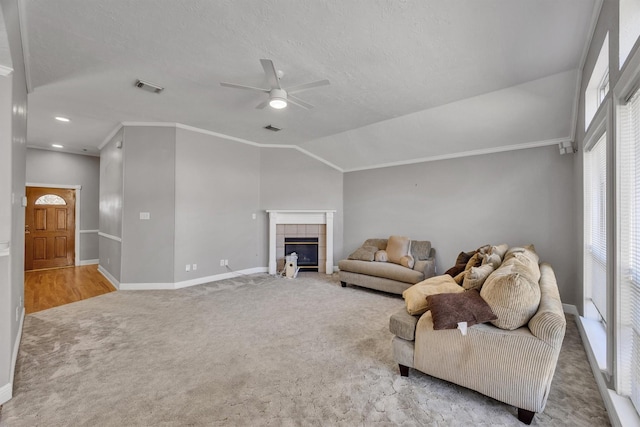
[288,95,314,109]
[256,100,270,109]
[286,79,330,94]
[260,59,282,90]
[220,82,270,93]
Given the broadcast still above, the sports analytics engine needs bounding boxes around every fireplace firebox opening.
[284,237,319,272]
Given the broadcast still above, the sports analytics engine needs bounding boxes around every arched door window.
[34,194,66,205]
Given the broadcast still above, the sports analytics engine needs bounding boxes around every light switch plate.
[140,212,150,220]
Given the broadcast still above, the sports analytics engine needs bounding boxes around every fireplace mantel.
[266,210,336,275]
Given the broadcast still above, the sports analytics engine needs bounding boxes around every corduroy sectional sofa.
[338,236,436,294]
[390,244,566,424]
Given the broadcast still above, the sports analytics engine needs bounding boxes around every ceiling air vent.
[134,79,164,94]
[264,125,282,132]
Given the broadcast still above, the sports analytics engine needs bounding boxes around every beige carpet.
[0,273,609,426]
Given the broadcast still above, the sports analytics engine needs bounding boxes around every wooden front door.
[25,187,76,271]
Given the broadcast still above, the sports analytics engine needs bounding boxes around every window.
[620,0,640,69]
[598,70,610,105]
[618,87,640,414]
[585,33,610,130]
[34,194,66,205]
[585,133,608,326]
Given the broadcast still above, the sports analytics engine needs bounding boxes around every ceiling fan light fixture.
[269,97,287,109]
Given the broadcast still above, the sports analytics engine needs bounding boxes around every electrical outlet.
[224,259,229,266]
[192,264,197,271]
[185,264,191,272]
[220,259,225,266]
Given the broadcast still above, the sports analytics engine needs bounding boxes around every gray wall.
[99,128,124,282]
[344,145,578,305]
[120,126,176,284]
[259,148,344,262]
[26,148,100,261]
[174,128,260,282]
[0,0,27,399]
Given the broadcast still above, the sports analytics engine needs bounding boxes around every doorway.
[25,186,76,270]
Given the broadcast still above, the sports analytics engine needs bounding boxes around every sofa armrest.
[528,263,566,346]
[415,250,436,278]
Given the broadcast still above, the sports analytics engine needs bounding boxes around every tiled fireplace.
[267,210,336,275]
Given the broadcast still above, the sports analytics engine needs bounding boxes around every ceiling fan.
[220,59,330,110]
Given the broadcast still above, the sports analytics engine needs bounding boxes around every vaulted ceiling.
[2,0,599,171]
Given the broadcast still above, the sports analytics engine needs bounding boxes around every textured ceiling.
[18,0,598,169]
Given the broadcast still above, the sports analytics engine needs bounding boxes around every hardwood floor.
[24,265,116,314]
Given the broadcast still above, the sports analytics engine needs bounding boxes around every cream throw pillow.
[386,235,410,265]
[374,250,388,262]
[480,269,541,330]
[463,263,495,291]
[402,275,464,315]
[491,243,509,259]
[483,253,502,270]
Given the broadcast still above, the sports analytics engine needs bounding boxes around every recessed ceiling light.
[55,116,70,122]
[51,144,63,148]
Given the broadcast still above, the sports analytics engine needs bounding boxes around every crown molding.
[342,137,571,173]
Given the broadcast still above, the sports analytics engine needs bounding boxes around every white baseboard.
[98,265,120,290]
[119,282,175,290]
[79,259,99,266]
[119,267,269,291]
[0,382,12,405]
[0,307,24,405]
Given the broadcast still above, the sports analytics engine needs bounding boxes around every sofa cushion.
[426,290,497,330]
[338,259,424,284]
[410,240,432,261]
[402,275,463,315]
[374,250,388,262]
[389,309,419,341]
[387,235,410,264]
[347,245,378,262]
[363,238,388,250]
[480,269,541,330]
[463,264,495,291]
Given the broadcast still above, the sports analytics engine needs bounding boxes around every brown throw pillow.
[444,251,473,276]
[426,290,498,330]
[347,245,378,261]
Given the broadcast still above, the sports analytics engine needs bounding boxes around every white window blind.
[619,87,640,415]
[585,134,608,321]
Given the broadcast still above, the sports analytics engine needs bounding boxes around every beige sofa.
[390,246,566,424]
[338,237,436,294]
